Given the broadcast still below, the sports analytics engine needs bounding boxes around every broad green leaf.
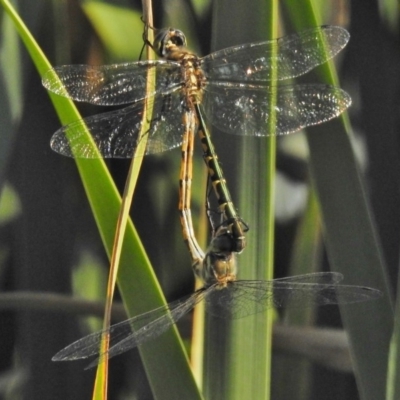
[204,1,277,400]
[0,182,21,225]
[82,2,144,61]
[283,1,394,400]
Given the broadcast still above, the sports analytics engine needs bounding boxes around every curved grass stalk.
[91,4,156,400]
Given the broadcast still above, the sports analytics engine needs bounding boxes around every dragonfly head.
[153,28,187,58]
[196,228,237,286]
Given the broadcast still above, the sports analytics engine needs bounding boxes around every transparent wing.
[42,60,182,106]
[201,26,349,82]
[271,272,344,284]
[52,288,210,366]
[50,90,187,158]
[206,273,382,319]
[202,83,351,136]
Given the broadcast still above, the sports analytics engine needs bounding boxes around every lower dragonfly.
[52,220,382,368]
[43,24,352,252]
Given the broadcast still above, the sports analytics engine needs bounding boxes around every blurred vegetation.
[0,0,399,399]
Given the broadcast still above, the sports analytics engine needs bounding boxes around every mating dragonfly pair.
[43,25,381,366]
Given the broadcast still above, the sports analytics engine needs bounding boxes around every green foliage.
[0,0,397,399]
[0,183,21,225]
[83,2,144,61]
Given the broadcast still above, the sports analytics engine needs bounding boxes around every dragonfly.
[52,221,382,368]
[43,25,352,254]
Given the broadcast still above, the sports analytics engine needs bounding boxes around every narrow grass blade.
[0,2,22,187]
[91,4,157,399]
[386,270,400,400]
[274,190,322,399]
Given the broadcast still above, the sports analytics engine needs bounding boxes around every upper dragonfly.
[43,25,351,254]
[42,25,351,159]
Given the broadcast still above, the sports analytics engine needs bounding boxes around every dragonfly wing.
[91,289,210,367]
[202,83,351,136]
[267,281,382,308]
[53,289,208,365]
[42,61,182,105]
[201,26,349,82]
[50,91,186,158]
[206,278,381,319]
[272,272,344,284]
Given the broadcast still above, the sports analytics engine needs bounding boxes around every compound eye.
[152,28,171,56]
[171,29,187,47]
